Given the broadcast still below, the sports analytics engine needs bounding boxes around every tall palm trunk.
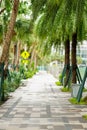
[30,49,35,65]
[65,37,70,78]
[13,43,17,66]
[0,0,19,64]
[33,52,37,69]
[16,41,21,67]
[30,48,37,69]
[72,32,77,83]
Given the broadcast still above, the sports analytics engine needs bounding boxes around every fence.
[47,64,63,78]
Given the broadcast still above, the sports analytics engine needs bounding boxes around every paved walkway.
[0,71,87,130]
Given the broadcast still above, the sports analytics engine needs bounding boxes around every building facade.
[77,41,87,64]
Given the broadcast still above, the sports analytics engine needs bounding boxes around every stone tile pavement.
[0,71,87,130]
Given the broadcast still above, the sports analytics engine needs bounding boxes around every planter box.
[71,84,80,98]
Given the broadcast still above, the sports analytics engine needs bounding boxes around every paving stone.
[53,125,66,130]
[0,71,86,130]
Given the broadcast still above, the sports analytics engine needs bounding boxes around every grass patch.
[83,88,87,92]
[0,102,3,106]
[82,115,87,120]
[69,97,87,105]
[61,87,70,92]
[82,96,87,103]
[55,81,62,86]
[0,97,9,106]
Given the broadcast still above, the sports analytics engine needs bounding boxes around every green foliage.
[82,96,87,103]
[3,79,9,98]
[37,48,65,65]
[3,62,38,99]
[35,2,59,39]
[77,56,82,64]
[83,88,87,92]
[61,87,70,92]
[69,98,79,104]
[18,1,29,15]
[3,71,21,99]
[23,71,34,79]
[19,62,37,79]
[49,52,64,62]
[23,67,37,79]
[15,19,31,41]
[69,97,87,105]
[58,73,62,82]
[34,0,87,49]
[19,64,26,78]
[5,0,12,12]
[0,25,3,42]
[55,81,61,86]
[10,71,21,86]
[76,0,86,41]
[31,0,47,19]
[82,115,87,120]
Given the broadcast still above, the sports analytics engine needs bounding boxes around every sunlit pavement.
[0,71,87,130]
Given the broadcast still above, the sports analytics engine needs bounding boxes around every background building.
[77,41,87,64]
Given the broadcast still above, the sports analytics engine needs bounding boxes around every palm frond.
[31,0,47,19]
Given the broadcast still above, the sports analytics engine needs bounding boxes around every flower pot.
[71,84,80,98]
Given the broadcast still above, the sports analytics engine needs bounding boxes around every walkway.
[0,71,87,130]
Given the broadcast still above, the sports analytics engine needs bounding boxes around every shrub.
[61,87,70,92]
[23,67,37,79]
[83,115,87,120]
[3,71,21,99]
[24,71,33,79]
[69,97,87,105]
[3,79,9,98]
[55,81,62,86]
[58,73,62,82]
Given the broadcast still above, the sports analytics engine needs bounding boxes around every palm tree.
[71,32,77,83]
[32,0,87,85]
[0,0,19,67]
[32,0,71,83]
[14,18,32,67]
[69,0,86,83]
[54,0,87,84]
[64,37,70,83]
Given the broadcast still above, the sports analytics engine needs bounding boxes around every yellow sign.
[21,59,29,64]
[21,51,30,59]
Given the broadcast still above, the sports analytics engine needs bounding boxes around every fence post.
[0,63,4,101]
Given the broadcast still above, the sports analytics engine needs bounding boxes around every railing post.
[0,63,5,101]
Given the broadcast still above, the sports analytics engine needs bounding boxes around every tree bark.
[30,49,35,64]
[30,48,37,69]
[34,52,37,69]
[0,0,19,64]
[16,41,21,68]
[13,43,17,65]
[65,37,70,79]
[72,32,77,83]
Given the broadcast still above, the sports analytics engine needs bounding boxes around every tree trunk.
[0,0,19,64]
[13,43,17,65]
[33,52,37,69]
[30,49,35,64]
[65,37,70,78]
[72,32,77,83]
[30,48,37,69]
[16,41,21,69]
